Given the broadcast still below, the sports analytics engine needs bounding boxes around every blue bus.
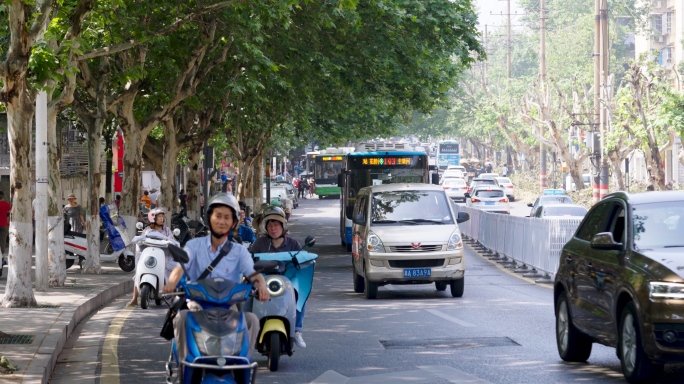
[436,141,460,172]
[339,144,429,251]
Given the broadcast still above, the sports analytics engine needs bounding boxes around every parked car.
[531,203,587,218]
[527,194,573,217]
[350,183,470,299]
[263,186,294,219]
[554,191,684,383]
[477,172,499,180]
[272,181,298,208]
[494,177,516,201]
[465,186,510,214]
[467,178,498,194]
[442,178,468,202]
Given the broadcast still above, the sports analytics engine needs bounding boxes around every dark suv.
[554,191,684,383]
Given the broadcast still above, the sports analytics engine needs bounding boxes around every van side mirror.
[527,203,533,207]
[590,232,622,250]
[168,244,190,263]
[431,173,440,185]
[456,212,470,224]
[352,214,365,225]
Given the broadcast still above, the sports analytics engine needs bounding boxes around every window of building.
[666,12,673,34]
[652,14,663,35]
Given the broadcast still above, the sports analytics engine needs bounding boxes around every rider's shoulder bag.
[159,240,233,340]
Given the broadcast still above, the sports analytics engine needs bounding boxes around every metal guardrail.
[458,206,581,283]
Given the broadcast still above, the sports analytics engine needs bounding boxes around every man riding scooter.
[162,193,270,356]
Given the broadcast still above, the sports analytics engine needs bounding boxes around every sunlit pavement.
[52,196,684,383]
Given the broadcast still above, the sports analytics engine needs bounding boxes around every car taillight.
[471,198,481,203]
[499,198,509,203]
[443,186,450,190]
[507,185,514,188]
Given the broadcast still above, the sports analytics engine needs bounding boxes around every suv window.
[575,201,613,241]
[475,190,504,198]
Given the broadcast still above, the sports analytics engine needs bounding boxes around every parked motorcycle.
[248,236,317,371]
[64,204,135,271]
[163,245,277,384]
[132,223,181,309]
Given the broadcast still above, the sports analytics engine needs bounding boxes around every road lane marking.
[100,303,136,384]
[426,309,474,327]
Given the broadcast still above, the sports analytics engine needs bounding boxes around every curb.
[22,279,133,384]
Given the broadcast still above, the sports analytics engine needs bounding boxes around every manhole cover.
[0,334,35,345]
[379,337,520,350]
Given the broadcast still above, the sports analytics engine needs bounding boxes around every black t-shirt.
[250,236,301,253]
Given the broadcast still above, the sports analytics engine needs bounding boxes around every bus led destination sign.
[361,157,413,166]
[321,156,344,161]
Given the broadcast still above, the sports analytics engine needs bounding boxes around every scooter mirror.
[304,235,316,247]
[173,228,181,237]
[168,244,189,263]
[136,222,144,230]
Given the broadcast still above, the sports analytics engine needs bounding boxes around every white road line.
[426,308,475,327]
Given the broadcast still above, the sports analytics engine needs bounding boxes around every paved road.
[52,197,684,383]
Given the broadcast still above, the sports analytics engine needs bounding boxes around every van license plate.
[403,268,431,278]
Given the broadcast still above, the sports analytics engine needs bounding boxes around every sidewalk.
[0,262,133,384]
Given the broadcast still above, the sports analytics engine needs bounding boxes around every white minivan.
[350,183,469,299]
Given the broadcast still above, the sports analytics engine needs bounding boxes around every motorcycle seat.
[67,231,86,238]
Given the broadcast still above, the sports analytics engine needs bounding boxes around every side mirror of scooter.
[252,260,280,274]
[173,228,181,237]
[136,222,144,230]
[168,244,190,263]
[304,235,316,248]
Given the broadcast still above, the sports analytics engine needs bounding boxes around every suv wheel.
[352,261,364,293]
[450,278,464,297]
[555,291,592,362]
[364,275,378,300]
[619,302,663,383]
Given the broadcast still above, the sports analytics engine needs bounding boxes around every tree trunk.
[47,107,66,287]
[83,111,107,274]
[186,146,202,221]
[118,116,146,237]
[2,81,37,307]
[161,119,180,210]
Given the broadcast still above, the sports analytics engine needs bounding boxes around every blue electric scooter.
[246,235,317,371]
[163,244,277,384]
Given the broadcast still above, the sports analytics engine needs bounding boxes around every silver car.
[494,177,516,201]
[442,178,468,201]
[350,183,470,299]
[465,186,510,214]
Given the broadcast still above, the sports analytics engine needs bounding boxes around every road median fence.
[458,207,581,284]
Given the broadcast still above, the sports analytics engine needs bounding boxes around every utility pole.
[599,0,610,200]
[592,0,601,204]
[35,91,48,291]
[539,0,547,193]
[507,0,512,79]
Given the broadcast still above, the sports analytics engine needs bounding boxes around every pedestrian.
[63,193,86,233]
[150,188,161,208]
[200,192,205,213]
[502,164,509,177]
[99,197,106,207]
[114,194,121,210]
[283,168,291,182]
[308,178,315,198]
[179,189,188,213]
[298,177,307,199]
[0,191,11,259]
[139,190,152,210]
[275,172,284,182]
[295,165,302,176]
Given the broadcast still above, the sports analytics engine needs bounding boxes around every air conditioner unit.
[653,1,662,8]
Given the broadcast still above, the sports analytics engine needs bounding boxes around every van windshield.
[371,190,454,224]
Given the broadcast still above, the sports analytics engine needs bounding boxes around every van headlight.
[649,282,684,299]
[367,231,386,253]
[447,231,463,251]
[266,276,285,296]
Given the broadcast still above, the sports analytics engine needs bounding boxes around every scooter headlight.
[266,276,285,296]
[144,256,157,268]
[192,330,244,357]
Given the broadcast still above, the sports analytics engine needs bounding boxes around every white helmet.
[205,193,241,233]
[148,208,166,224]
[259,206,288,236]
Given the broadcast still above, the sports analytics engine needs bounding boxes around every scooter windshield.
[182,277,252,307]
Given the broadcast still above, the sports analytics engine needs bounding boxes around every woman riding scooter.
[250,206,309,348]
[128,208,176,306]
